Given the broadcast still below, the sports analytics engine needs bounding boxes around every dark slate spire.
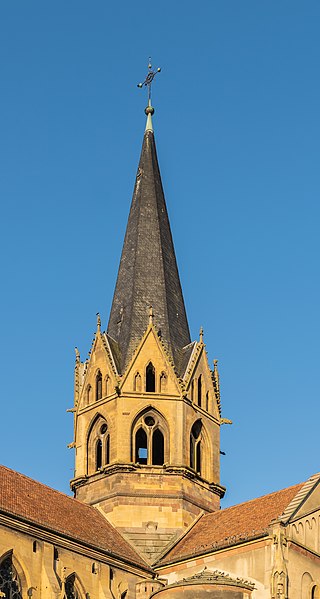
[107,120,191,373]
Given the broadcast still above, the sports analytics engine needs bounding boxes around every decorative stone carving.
[271,527,288,599]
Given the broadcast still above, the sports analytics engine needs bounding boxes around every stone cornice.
[71,464,225,500]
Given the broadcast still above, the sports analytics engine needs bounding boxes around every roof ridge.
[280,472,320,523]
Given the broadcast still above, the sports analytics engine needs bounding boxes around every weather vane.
[137,58,161,102]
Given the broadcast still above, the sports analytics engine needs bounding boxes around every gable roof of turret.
[107,119,191,373]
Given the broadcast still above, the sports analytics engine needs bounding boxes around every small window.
[54,547,59,561]
[206,391,209,412]
[96,370,103,401]
[146,362,155,392]
[134,372,142,392]
[105,376,109,396]
[312,586,320,599]
[33,540,37,553]
[197,375,202,407]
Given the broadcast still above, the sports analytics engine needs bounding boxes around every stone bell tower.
[70,89,225,563]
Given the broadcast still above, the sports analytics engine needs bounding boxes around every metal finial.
[199,326,204,342]
[137,58,161,104]
[96,312,101,331]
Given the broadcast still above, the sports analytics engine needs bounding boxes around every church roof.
[157,481,305,565]
[0,465,150,571]
[107,127,191,373]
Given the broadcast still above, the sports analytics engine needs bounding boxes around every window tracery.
[0,556,22,599]
[133,410,167,465]
[64,574,80,599]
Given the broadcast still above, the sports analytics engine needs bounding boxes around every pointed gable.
[107,129,190,373]
[120,325,182,397]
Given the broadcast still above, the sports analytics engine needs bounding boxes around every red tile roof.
[0,465,149,570]
[159,482,304,565]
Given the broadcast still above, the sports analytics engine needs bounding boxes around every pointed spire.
[107,112,190,372]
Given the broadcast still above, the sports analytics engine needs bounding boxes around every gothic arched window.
[96,370,102,401]
[87,416,110,474]
[190,419,202,475]
[65,574,80,599]
[197,375,202,407]
[0,555,22,599]
[146,362,155,392]
[206,391,209,412]
[133,411,167,466]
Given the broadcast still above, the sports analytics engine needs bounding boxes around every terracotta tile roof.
[159,482,305,565]
[0,465,149,570]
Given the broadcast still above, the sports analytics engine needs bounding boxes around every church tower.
[70,80,225,563]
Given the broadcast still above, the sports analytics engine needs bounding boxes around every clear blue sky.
[0,1,319,508]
